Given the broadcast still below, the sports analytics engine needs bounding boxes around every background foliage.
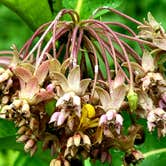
[0,0,166,166]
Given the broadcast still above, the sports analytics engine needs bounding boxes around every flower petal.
[95,87,111,110]
[113,70,125,89]
[110,85,126,109]
[78,78,91,95]
[14,67,32,82]
[68,66,80,92]
[52,72,69,92]
[49,57,61,75]
[34,90,54,104]
[20,76,39,100]
[61,58,70,74]
[142,50,155,72]
[35,60,49,85]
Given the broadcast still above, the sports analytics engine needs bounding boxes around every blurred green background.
[0,0,166,166]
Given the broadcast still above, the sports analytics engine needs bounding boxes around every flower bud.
[0,70,10,83]
[24,139,35,152]
[30,144,37,156]
[16,135,29,142]
[1,96,9,105]
[67,137,74,148]
[18,119,26,127]
[30,117,39,130]
[17,126,27,135]
[50,159,61,166]
[12,99,22,109]
[82,134,91,145]
[127,89,138,112]
[64,159,70,166]
[74,134,81,147]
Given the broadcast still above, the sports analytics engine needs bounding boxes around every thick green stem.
[0,0,52,31]
[75,0,83,15]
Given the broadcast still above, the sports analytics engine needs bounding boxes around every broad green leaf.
[62,0,123,19]
[0,0,52,30]
[0,119,16,137]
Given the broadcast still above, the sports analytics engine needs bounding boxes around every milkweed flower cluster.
[0,7,166,166]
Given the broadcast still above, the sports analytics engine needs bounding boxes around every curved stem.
[143,148,166,158]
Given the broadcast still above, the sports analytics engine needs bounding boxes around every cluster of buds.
[0,8,166,166]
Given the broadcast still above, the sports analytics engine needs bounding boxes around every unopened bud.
[24,139,35,152]
[17,126,27,135]
[82,134,91,145]
[0,67,5,74]
[16,135,29,142]
[18,119,26,127]
[30,144,37,156]
[74,134,81,147]
[127,89,138,112]
[30,117,39,130]
[22,102,30,113]
[0,71,10,82]
[64,160,70,166]
[67,137,74,148]
[50,159,61,166]
[1,96,9,105]
[13,99,22,109]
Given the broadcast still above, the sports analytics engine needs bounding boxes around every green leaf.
[0,0,52,30]
[62,0,123,19]
[0,119,16,137]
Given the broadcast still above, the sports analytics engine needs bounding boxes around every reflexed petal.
[20,76,39,100]
[52,72,69,92]
[153,38,166,51]
[147,12,161,29]
[122,62,145,76]
[14,67,32,82]
[95,87,111,110]
[48,56,61,73]
[35,60,49,85]
[34,90,54,104]
[61,58,70,74]
[138,91,154,110]
[68,66,80,92]
[79,78,91,95]
[110,85,126,109]
[142,50,155,72]
[113,70,125,89]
